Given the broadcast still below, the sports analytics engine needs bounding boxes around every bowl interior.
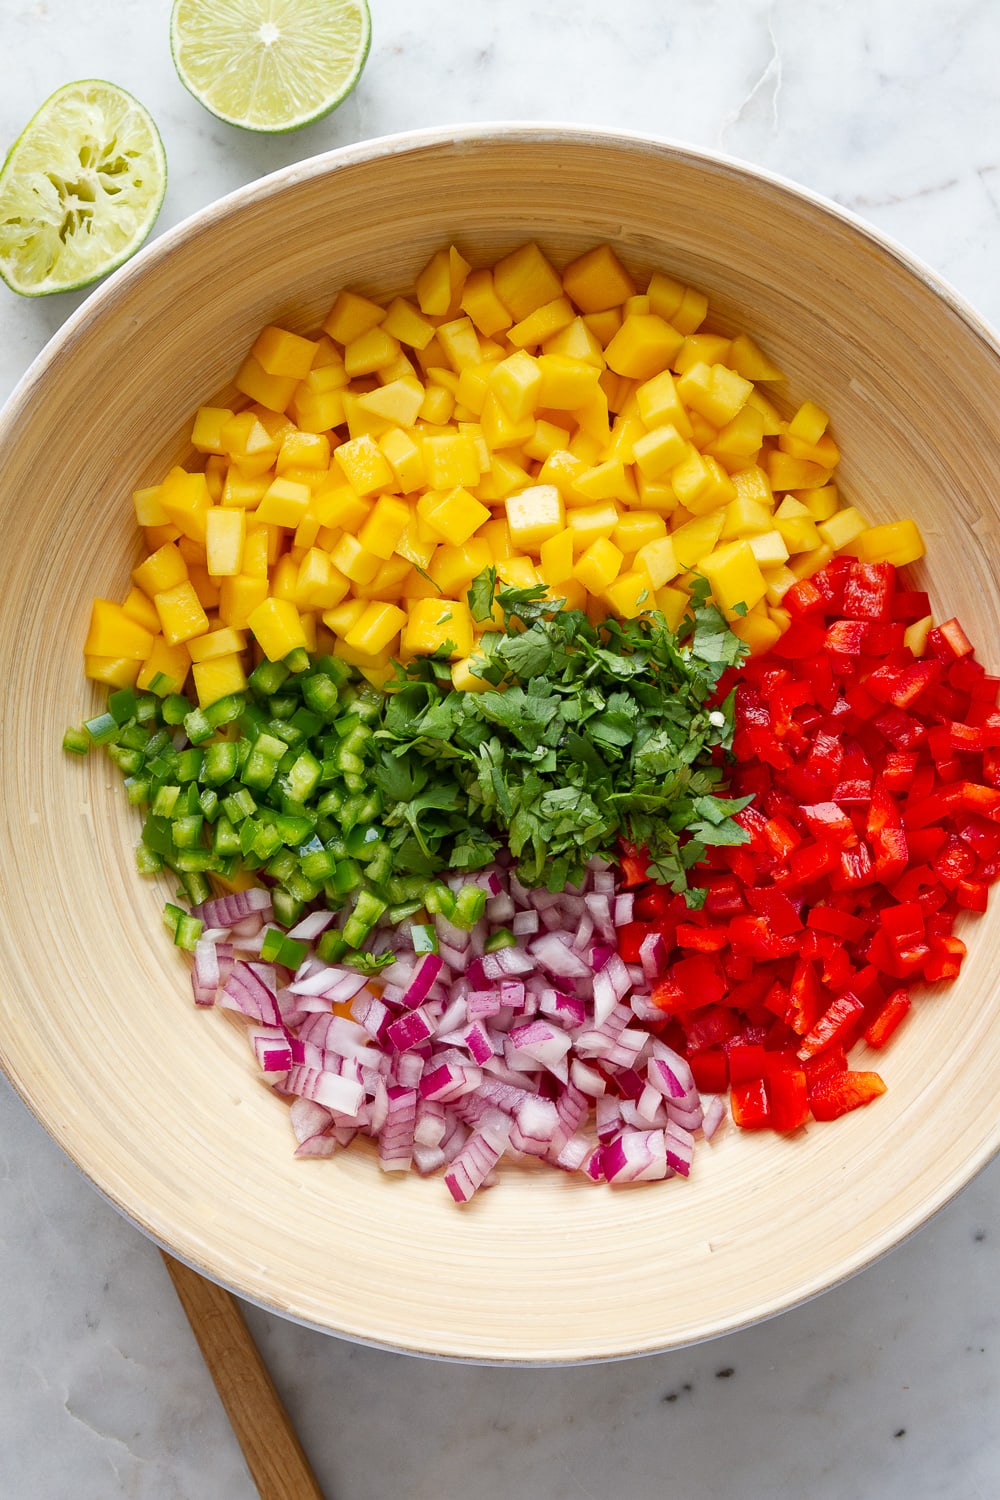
[2,125,999,1362]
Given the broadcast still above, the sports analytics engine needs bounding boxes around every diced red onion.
[444,1119,510,1203]
[602,1128,670,1184]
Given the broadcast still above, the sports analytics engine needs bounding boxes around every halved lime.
[170,0,372,134]
[0,80,167,298]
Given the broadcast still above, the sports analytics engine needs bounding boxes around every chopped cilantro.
[372,569,751,900]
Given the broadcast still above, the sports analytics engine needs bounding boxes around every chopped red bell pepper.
[808,1070,887,1121]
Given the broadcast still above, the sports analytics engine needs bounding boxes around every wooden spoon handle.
[162,1252,326,1500]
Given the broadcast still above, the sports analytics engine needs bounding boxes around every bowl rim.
[4,121,1000,1363]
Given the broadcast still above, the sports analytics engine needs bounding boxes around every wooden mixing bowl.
[1,125,998,1362]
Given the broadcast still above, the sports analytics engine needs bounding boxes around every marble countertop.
[2,1,999,1495]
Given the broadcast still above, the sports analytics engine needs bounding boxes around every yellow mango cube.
[136,636,191,693]
[158,466,212,545]
[573,457,634,503]
[451,654,490,692]
[381,296,438,350]
[789,544,835,580]
[817,505,868,551]
[252,325,317,381]
[435,316,482,373]
[534,353,602,410]
[357,495,412,560]
[247,596,308,661]
[699,539,767,617]
[504,485,565,552]
[904,614,934,657]
[634,535,680,589]
[353,555,414,601]
[730,608,783,655]
[676,362,753,427]
[344,601,407,656]
[313,483,372,534]
[605,314,685,380]
[852,518,925,567]
[575,536,623,594]
[276,430,331,475]
[774,496,823,553]
[542,316,605,368]
[764,450,829,491]
[719,496,775,540]
[655,584,694,632]
[256,476,312,528]
[605,569,655,619]
[83,655,140,688]
[493,242,563,322]
[343,325,401,379]
[632,422,688,480]
[507,295,576,350]
[322,289,385,344]
[190,406,235,455]
[427,537,493,596]
[221,468,270,511]
[268,553,300,602]
[726,333,784,383]
[747,530,790,569]
[84,599,155,660]
[646,273,707,333]
[706,404,767,464]
[538,527,575,586]
[192,652,248,707]
[567,501,622,552]
[459,267,514,338]
[495,556,541,589]
[204,506,246,577]
[613,511,667,554]
[322,598,367,636]
[218,574,269,629]
[422,433,482,489]
[234,354,297,413]
[415,244,471,317]
[672,334,732,375]
[800,484,840,522]
[489,350,542,422]
[731,465,774,509]
[154,581,210,646]
[120,586,162,635]
[133,540,189,598]
[670,511,726,569]
[295,548,351,610]
[132,484,171,528]
[334,434,396,495]
[417,485,491,545]
[634,369,692,435]
[402,597,474,659]
[330,533,382,585]
[379,427,426,493]
[562,243,636,313]
[186,626,247,663]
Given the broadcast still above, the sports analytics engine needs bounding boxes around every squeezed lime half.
[170,0,372,133]
[0,80,167,297]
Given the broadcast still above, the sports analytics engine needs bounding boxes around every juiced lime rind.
[170,0,371,134]
[0,80,167,298]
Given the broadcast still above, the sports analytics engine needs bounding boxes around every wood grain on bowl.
[1,125,999,1362]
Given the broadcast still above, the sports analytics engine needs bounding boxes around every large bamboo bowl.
[2,125,999,1363]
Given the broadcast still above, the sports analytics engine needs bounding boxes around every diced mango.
[246,596,308,661]
[417,486,491,546]
[136,636,191,693]
[84,599,155,660]
[574,536,623,593]
[333,434,396,495]
[489,350,542,422]
[632,423,688,480]
[698,539,767,617]
[158,467,212,545]
[358,495,412,559]
[218,574,269,629]
[133,540,189,598]
[459,268,514,338]
[154,581,210,646]
[415,244,471,318]
[381,296,438,350]
[322,290,386,344]
[252,326,317,380]
[344,601,407,656]
[330,533,382,585]
[192,652,248,707]
[728,333,785,383]
[852,518,925,567]
[604,314,685,380]
[402,597,474,659]
[234,354,298,413]
[492,242,563,322]
[205,507,246,577]
[562,243,636,313]
[605,569,655,619]
[634,535,680,589]
[504,485,565,552]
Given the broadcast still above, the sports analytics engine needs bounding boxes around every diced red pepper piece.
[688,1048,729,1092]
[618,843,650,887]
[730,1077,771,1130]
[863,988,911,1048]
[782,578,826,618]
[842,561,895,621]
[891,588,931,622]
[743,886,804,935]
[797,992,866,1059]
[808,1069,887,1120]
[955,878,989,912]
[672,953,728,1007]
[825,619,871,655]
[806,903,869,942]
[787,958,823,1035]
[771,619,829,660]
[682,1005,740,1053]
[767,1067,810,1131]
[922,933,966,982]
[926,617,974,662]
[675,920,729,953]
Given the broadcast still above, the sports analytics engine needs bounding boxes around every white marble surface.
[2,0,999,1495]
